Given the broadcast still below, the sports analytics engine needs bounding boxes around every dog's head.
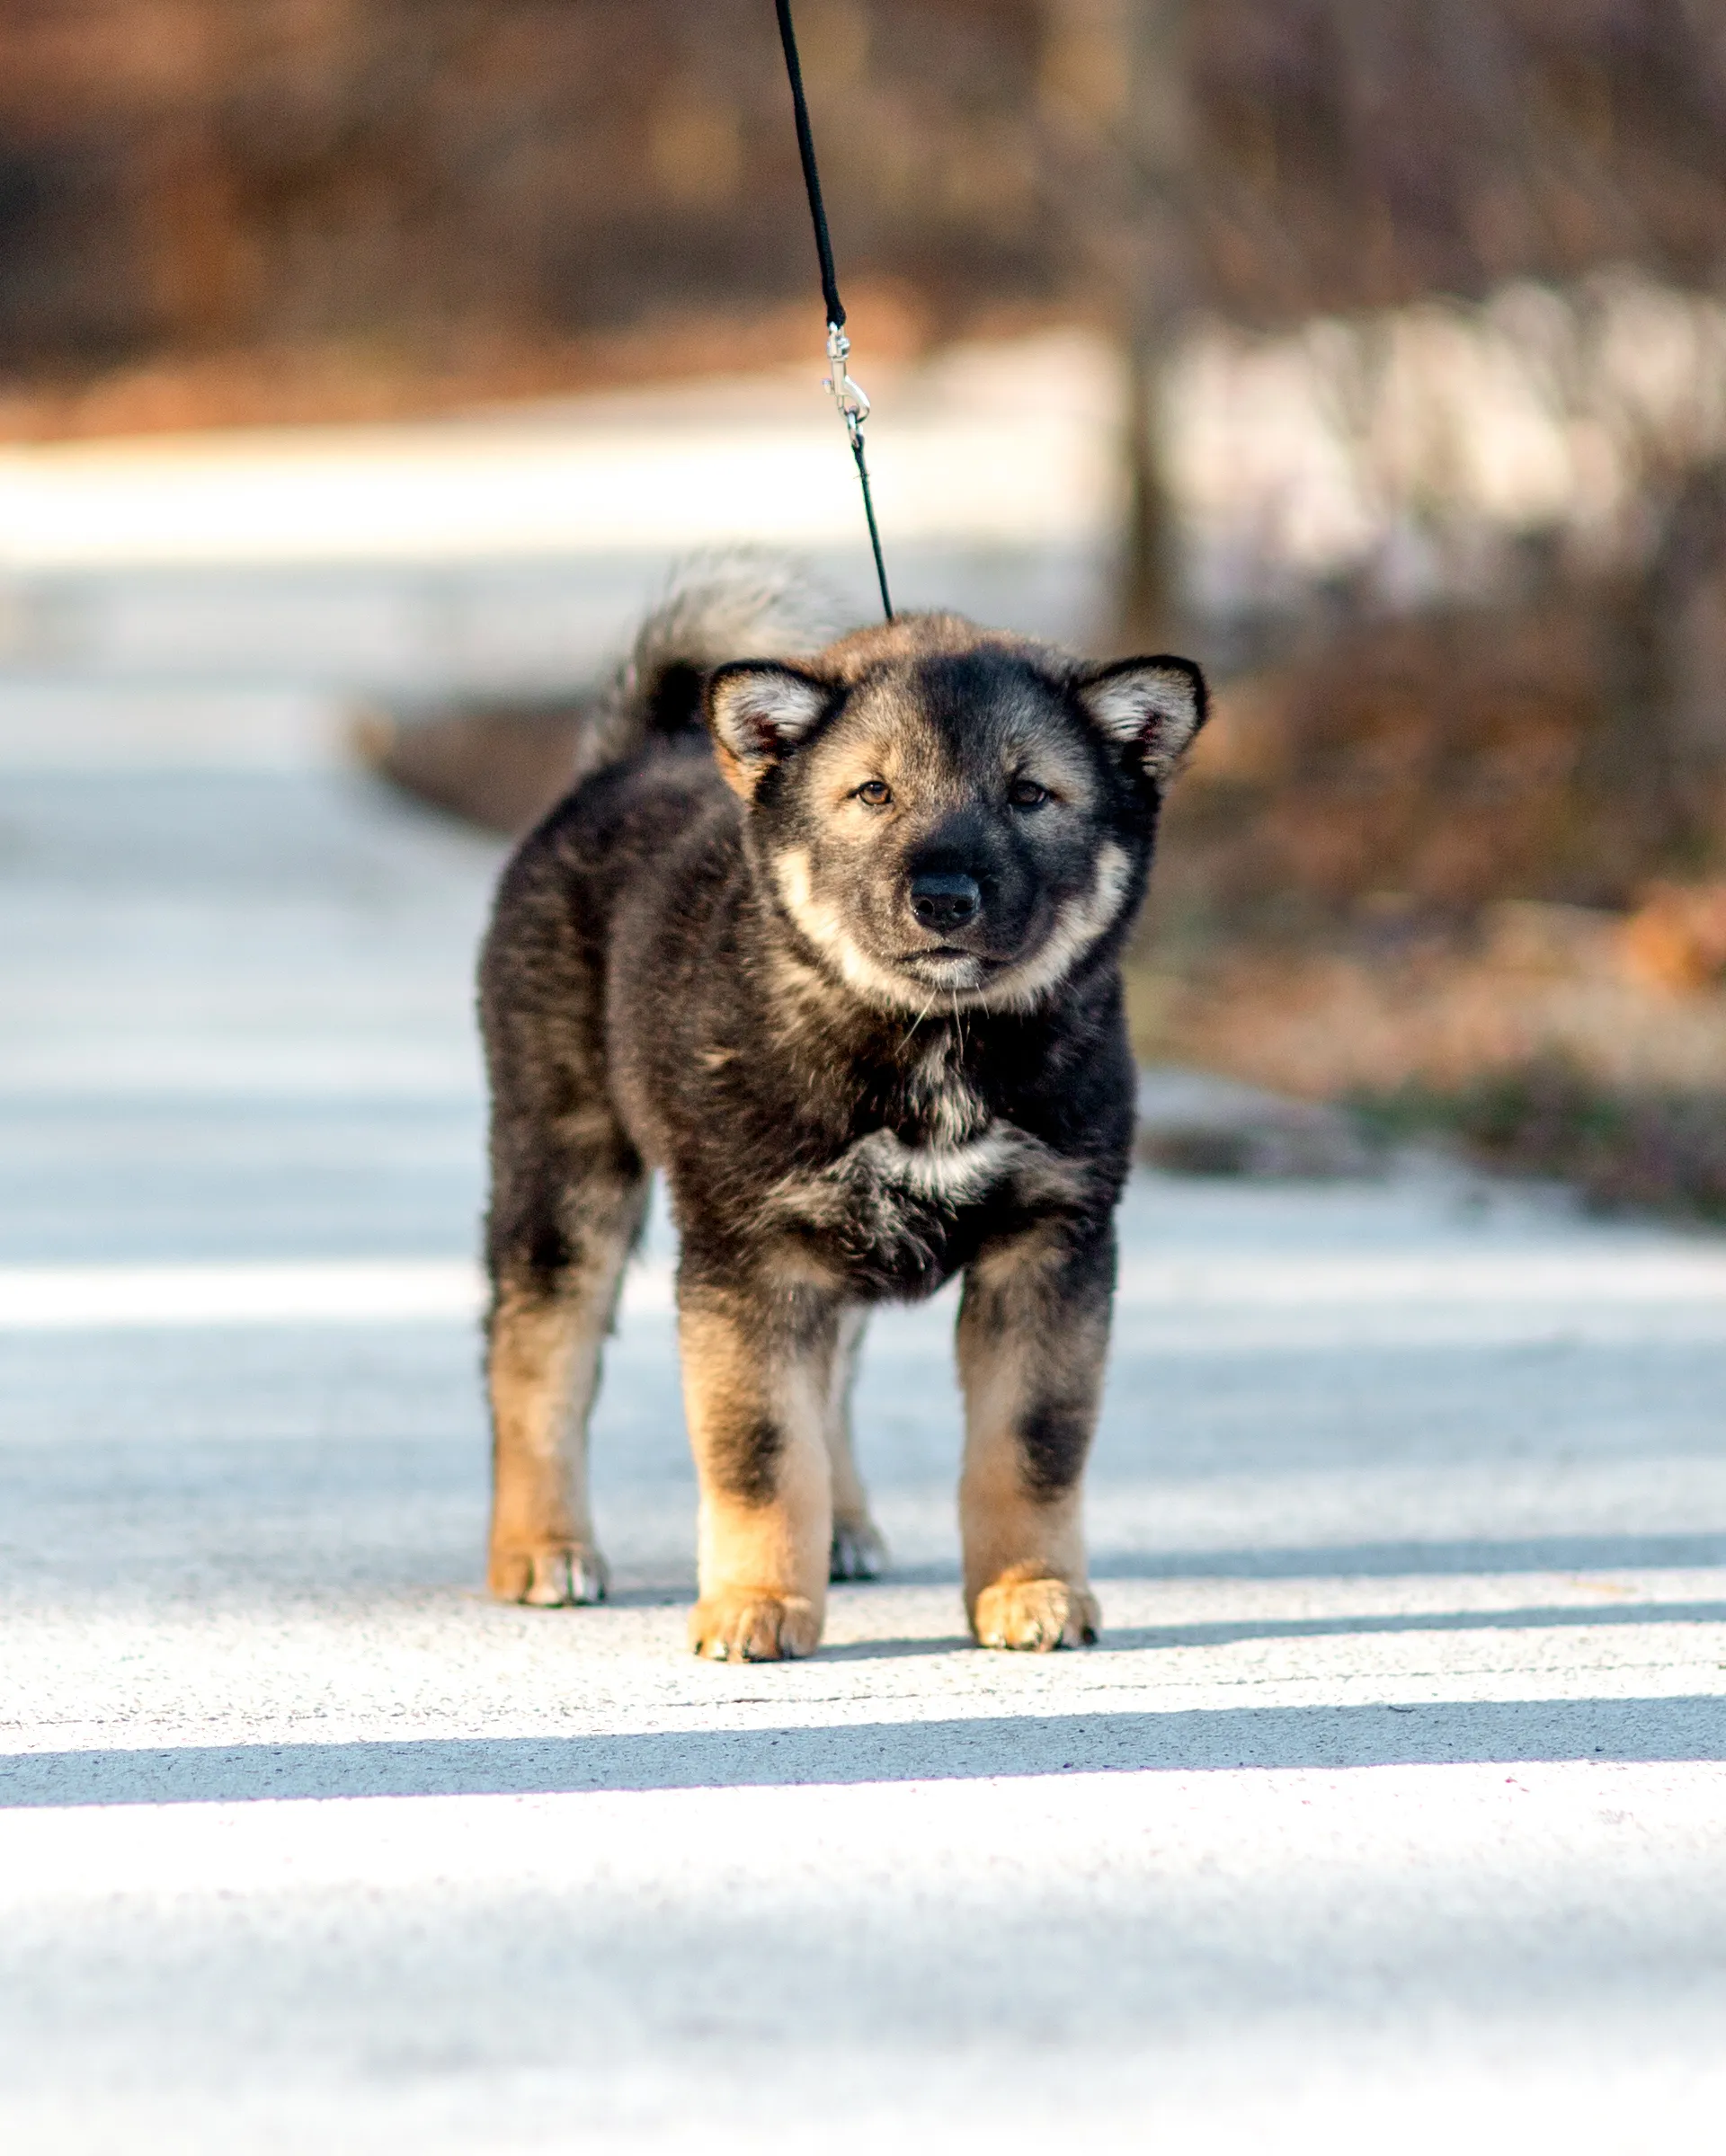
[705,615,1206,1013]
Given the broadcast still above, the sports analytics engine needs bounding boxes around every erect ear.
[1076,655,1208,784]
[705,661,831,799]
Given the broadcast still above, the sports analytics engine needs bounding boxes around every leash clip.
[823,321,870,449]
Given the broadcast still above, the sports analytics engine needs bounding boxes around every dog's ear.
[1076,656,1208,784]
[706,661,831,798]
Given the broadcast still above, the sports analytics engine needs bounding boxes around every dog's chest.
[899,1034,988,1150]
[790,1049,1043,1285]
[852,1040,1007,1205]
[841,1123,1019,1212]
[764,1035,1077,1291]
[799,1122,1018,1295]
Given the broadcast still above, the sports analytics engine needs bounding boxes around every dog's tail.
[583,551,841,774]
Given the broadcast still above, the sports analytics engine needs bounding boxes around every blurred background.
[5,0,1726,1211]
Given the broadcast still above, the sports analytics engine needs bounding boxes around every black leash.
[772,0,894,620]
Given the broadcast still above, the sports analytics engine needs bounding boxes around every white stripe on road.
[4,1248,1726,1331]
[0,1041,485,1099]
[1117,1250,1726,1306]
[4,1768,1723,1903]
[0,1260,488,1330]
[0,409,1108,572]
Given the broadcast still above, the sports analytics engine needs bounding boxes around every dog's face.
[706,618,1206,1013]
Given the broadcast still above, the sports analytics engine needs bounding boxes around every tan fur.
[486,1186,643,1606]
[711,737,755,802]
[956,1228,1108,1650]
[680,1295,835,1659]
[481,572,1205,1656]
[972,1570,1099,1652]
[764,668,1135,1018]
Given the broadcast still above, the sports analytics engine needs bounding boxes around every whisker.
[900,989,939,1049]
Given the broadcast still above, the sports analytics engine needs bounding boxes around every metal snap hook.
[823,322,871,448]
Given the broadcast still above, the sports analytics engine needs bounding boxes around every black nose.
[910,872,982,931]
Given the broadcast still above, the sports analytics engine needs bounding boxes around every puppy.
[479,557,1206,1658]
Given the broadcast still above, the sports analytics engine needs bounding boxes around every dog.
[478,556,1206,1659]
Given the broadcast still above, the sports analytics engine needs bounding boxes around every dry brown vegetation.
[4,3,1726,433]
[1126,471,1726,1210]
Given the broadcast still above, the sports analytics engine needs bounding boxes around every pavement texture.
[4,753,1726,2152]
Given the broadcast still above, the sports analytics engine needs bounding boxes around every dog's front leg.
[680,1284,836,1661]
[956,1221,1111,1651]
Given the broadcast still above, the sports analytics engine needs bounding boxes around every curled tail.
[584,551,841,774]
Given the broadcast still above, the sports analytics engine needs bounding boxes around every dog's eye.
[855,779,893,807]
[1008,778,1050,809]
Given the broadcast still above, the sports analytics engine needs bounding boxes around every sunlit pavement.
[4,740,1726,2154]
[0,334,1120,719]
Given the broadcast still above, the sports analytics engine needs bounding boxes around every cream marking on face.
[773,834,1134,1018]
[975,840,1134,1012]
[904,953,989,995]
[771,847,931,1012]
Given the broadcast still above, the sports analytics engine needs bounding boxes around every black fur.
[479,565,1206,1652]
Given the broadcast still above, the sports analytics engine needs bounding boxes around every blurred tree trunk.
[1119,284,1178,650]
[1044,1,1195,649]
[1118,0,1194,650]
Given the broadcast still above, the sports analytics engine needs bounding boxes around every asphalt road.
[4,750,1726,2152]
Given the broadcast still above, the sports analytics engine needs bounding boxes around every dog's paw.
[972,1577,1099,1652]
[489,1542,609,1607]
[689,1591,821,1662]
[829,1516,888,1583]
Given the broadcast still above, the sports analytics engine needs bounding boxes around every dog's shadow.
[819,1634,970,1661]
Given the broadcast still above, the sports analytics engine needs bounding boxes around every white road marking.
[0,1041,485,1098]
[0,398,1110,572]
[0,1260,485,1330]
[1117,1250,1726,1306]
[3,1767,1723,1902]
[4,1247,1725,1332]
